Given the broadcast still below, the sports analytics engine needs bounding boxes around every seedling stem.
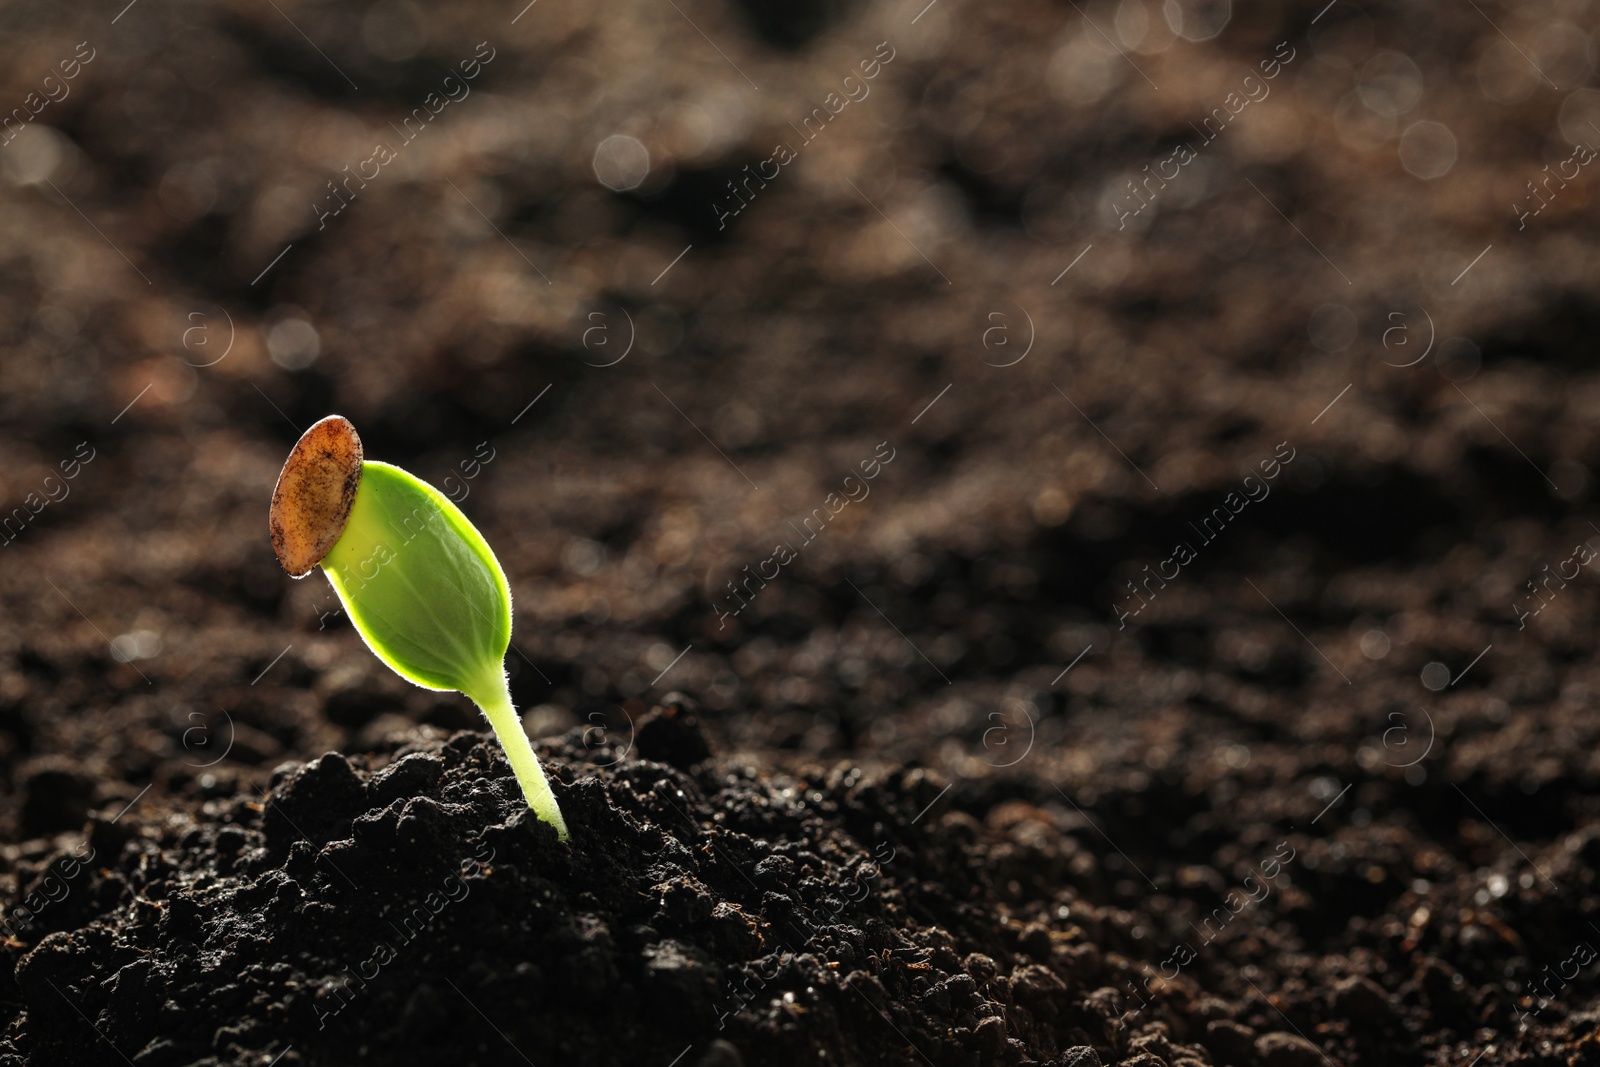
[473,673,571,840]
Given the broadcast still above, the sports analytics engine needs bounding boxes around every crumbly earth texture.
[5,679,1600,1067]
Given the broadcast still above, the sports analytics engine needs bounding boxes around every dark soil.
[4,0,1600,1064]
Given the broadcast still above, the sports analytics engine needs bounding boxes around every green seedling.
[269,415,569,840]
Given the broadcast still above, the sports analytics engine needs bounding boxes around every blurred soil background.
[2,0,1600,1063]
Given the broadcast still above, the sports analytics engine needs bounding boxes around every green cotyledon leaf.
[321,460,510,698]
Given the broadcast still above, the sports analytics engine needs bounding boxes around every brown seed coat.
[268,415,363,577]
